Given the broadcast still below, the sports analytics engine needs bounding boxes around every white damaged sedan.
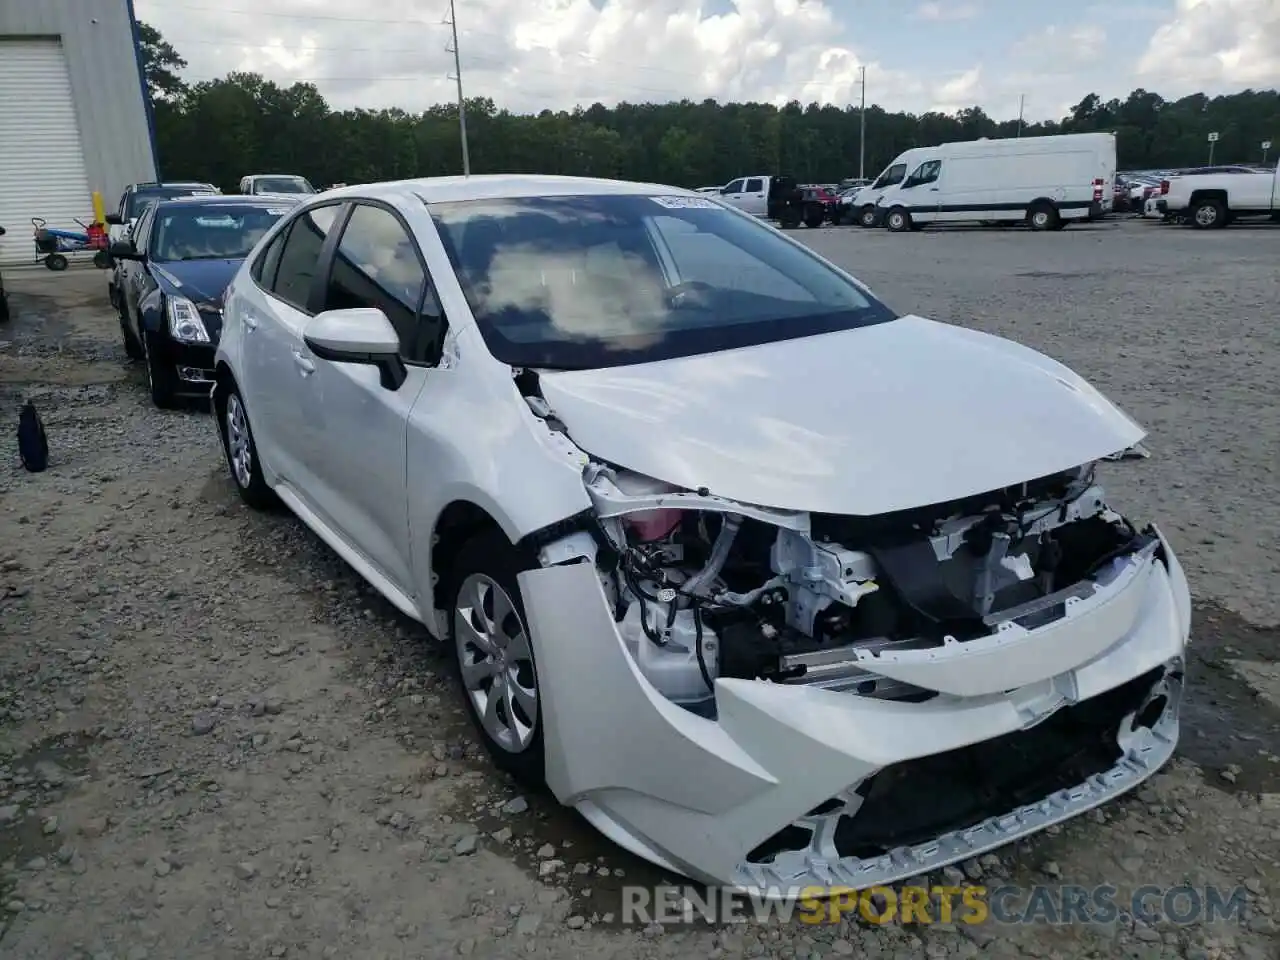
[211,175,1190,896]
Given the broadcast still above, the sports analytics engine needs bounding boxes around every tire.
[141,328,178,409]
[45,253,68,271]
[1027,202,1059,231]
[885,207,911,232]
[0,292,9,325]
[93,250,111,269]
[1190,199,1225,229]
[120,315,144,360]
[216,382,276,509]
[858,206,878,228]
[448,532,545,788]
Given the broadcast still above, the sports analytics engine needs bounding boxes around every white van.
[846,148,932,227]
[869,132,1117,232]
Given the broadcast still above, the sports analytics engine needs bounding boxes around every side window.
[744,177,764,192]
[321,203,444,364]
[270,204,340,311]
[911,160,942,185]
[251,228,288,287]
[722,179,745,194]
[132,204,156,251]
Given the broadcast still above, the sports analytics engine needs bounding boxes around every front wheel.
[450,533,545,788]
[885,207,911,232]
[93,250,111,269]
[858,206,878,228]
[45,253,68,271]
[141,329,178,409]
[217,384,276,509]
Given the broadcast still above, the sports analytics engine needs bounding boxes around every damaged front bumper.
[517,526,1191,896]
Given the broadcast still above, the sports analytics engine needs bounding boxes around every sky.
[133,0,1280,122]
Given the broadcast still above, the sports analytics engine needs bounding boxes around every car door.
[293,200,443,597]
[243,202,344,492]
[901,159,943,222]
[122,203,158,341]
[718,178,747,210]
[739,177,768,216]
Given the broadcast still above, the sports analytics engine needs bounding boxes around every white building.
[0,0,158,264]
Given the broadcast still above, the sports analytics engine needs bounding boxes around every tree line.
[139,23,1280,193]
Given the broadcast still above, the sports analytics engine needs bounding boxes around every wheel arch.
[428,499,523,627]
[1188,188,1228,208]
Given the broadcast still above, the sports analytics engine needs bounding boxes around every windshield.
[125,185,215,220]
[429,193,895,370]
[150,204,290,262]
[871,163,907,189]
[253,176,314,194]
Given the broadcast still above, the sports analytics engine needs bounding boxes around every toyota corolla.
[210,175,1190,896]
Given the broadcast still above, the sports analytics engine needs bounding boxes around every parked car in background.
[695,185,724,194]
[1158,160,1279,228]
[717,175,772,215]
[837,177,871,192]
[240,174,317,198]
[211,174,1190,895]
[847,152,926,227]
[105,181,220,311]
[799,185,840,223]
[109,194,299,407]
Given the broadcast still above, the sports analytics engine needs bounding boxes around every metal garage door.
[0,39,94,266]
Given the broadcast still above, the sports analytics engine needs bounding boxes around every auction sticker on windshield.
[650,196,719,209]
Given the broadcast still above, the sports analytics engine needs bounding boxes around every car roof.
[151,194,298,209]
[132,181,215,190]
[309,174,697,206]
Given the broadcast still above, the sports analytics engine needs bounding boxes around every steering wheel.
[666,280,714,307]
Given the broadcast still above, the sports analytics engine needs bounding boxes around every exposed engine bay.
[580,459,1158,712]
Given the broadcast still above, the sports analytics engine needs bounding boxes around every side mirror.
[105,213,123,226]
[109,241,144,260]
[303,308,407,390]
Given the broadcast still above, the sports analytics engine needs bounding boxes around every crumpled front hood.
[536,316,1145,516]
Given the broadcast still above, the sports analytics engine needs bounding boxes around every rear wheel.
[1028,202,1059,231]
[45,253,68,271]
[1191,199,1226,229]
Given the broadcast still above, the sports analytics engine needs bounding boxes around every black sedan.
[110,194,297,407]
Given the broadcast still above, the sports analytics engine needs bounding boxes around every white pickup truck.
[1158,161,1279,228]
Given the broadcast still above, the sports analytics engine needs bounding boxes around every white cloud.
[913,2,981,21]
[1137,0,1280,91]
[1013,24,1108,65]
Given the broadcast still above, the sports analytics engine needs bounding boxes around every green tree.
[136,21,188,104]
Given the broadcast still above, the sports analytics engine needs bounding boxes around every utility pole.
[858,65,866,180]
[444,0,470,176]
[1017,94,1025,137]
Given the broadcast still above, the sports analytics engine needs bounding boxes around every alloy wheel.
[225,393,254,489]
[454,573,538,753]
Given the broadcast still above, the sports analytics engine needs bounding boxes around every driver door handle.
[243,314,259,331]
[293,351,315,376]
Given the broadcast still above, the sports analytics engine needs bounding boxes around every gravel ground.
[1,216,1278,960]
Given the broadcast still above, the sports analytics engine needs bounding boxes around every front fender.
[139,290,165,336]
